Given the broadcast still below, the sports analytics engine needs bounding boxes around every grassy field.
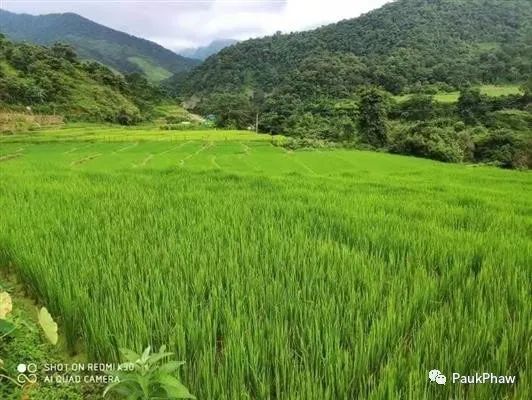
[395,84,524,103]
[1,126,531,399]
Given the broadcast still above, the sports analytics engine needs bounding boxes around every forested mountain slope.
[0,35,163,123]
[179,0,531,97]
[0,9,199,82]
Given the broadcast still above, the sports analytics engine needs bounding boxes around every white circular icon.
[429,369,447,385]
[17,364,27,373]
[428,369,441,382]
[27,363,38,373]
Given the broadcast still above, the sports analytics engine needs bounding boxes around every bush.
[485,109,532,131]
[390,123,465,163]
[116,109,139,125]
[165,115,189,124]
[275,137,337,150]
[160,122,208,131]
[395,95,435,121]
[473,129,530,169]
[457,88,489,125]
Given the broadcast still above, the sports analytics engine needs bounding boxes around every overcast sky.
[1,0,392,51]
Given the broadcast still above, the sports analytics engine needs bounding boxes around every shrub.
[390,123,465,163]
[485,109,532,131]
[159,122,208,131]
[473,129,530,169]
[396,95,435,121]
[457,88,489,125]
[276,137,336,150]
[165,115,189,124]
[116,109,140,126]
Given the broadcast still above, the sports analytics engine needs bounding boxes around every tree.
[473,129,529,169]
[358,87,390,148]
[399,94,434,121]
[457,88,488,125]
[51,43,78,64]
[199,92,253,129]
[260,92,302,134]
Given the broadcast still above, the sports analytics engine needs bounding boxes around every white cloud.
[1,0,392,50]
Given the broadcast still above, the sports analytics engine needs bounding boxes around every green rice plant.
[0,126,530,399]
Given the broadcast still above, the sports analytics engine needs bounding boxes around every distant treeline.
[189,84,531,169]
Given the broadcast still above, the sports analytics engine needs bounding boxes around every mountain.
[179,0,532,98]
[0,9,199,82]
[0,35,164,123]
[179,39,238,60]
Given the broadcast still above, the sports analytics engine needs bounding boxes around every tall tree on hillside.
[358,87,390,148]
[201,92,253,129]
[50,43,78,63]
[399,94,435,121]
[457,88,488,125]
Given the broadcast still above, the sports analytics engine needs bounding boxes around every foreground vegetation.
[1,126,530,399]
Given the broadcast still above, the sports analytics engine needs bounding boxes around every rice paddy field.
[394,84,523,103]
[1,125,531,399]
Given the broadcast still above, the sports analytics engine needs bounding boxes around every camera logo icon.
[16,363,38,384]
[429,369,446,385]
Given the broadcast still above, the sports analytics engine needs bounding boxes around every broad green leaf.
[141,346,152,362]
[159,375,195,398]
[0,319,16,335]
[159,361,186,374]
[147,351,174,366]
[103,381,123,397]
[0,292,12,319]
[162,383,196,399]
[38,307,58,345]
[120,348,141,363]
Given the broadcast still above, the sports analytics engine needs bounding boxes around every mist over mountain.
[179,39,239,61]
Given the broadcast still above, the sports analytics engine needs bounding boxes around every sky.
[0,0,392,51]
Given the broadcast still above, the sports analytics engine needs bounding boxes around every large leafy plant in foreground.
[0,290,57,387]
[104,345,195,399]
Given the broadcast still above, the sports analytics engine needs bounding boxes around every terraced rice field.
[394,84,523,103]
[1,126,531,399]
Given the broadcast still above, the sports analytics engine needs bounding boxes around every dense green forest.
[178,0,531,96]
[0,9,198,82]
[0,35,165,123]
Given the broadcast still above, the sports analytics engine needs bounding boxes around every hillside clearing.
[394,84,524,103]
